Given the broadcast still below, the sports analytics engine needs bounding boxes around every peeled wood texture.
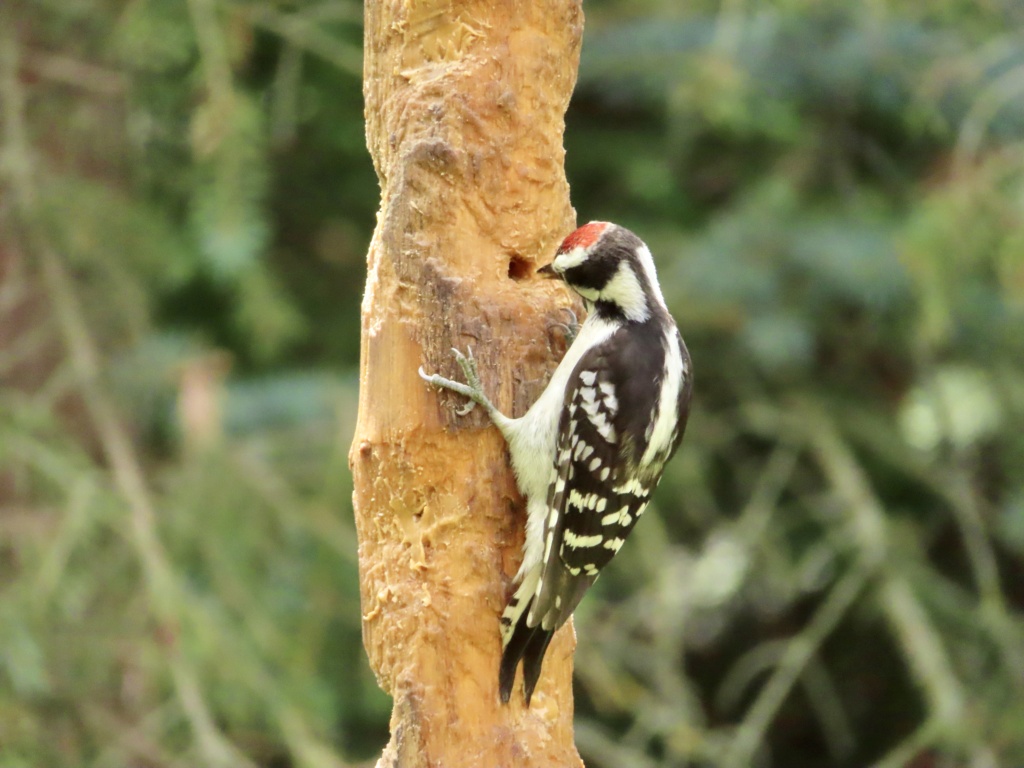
[351,1,585,766]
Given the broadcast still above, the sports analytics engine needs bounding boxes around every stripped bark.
[351,1,586,765]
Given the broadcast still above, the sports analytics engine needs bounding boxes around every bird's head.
[538,221,666,323]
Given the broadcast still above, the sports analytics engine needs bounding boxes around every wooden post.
[351,1,585,765]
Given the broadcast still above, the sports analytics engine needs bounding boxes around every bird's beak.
[537,263,558,279]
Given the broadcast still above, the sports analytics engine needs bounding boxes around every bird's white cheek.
[599,263,649,322]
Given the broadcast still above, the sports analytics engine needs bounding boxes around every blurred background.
[2,0,1024,766]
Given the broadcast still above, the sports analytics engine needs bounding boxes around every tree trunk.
[350,1,585,766]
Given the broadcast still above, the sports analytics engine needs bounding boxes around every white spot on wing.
[599,382,618,414]
[614,478,647,497]
[563,531,604,549]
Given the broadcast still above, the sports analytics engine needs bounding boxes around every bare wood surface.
[351,1,586,766]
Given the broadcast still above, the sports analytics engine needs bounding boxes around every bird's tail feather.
[499,601,553,704]
[499,570,541,703]
[521,627,554,704]
[498,565,593,704]
[529,558,596,633]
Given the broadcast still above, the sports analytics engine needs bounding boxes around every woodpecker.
[419,221,693,705]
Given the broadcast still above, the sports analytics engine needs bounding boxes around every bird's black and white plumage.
[420,221,692,705]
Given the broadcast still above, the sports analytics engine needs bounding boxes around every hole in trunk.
[508,254,530,281]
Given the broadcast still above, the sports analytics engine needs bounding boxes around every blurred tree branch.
[722,397,976,763]
[245,4,362,76]
[805,402,967,730]
[1,26,256,768]
[722,559,870,768]
[21,47,127,94]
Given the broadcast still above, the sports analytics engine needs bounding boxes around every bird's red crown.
[558,221,611,253]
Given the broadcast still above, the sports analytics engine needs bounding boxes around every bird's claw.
[451,346,482,389]
[549,307,580,346]
[419,347,488,416]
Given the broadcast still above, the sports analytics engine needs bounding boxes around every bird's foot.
[418,347,495,416]
[548,307,580,347]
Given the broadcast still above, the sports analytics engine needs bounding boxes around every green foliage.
[41,173,199,293]
[3,0,1023,767]
[189,91,271,281]
[114,0,196,72]
[566,4,1024,766]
